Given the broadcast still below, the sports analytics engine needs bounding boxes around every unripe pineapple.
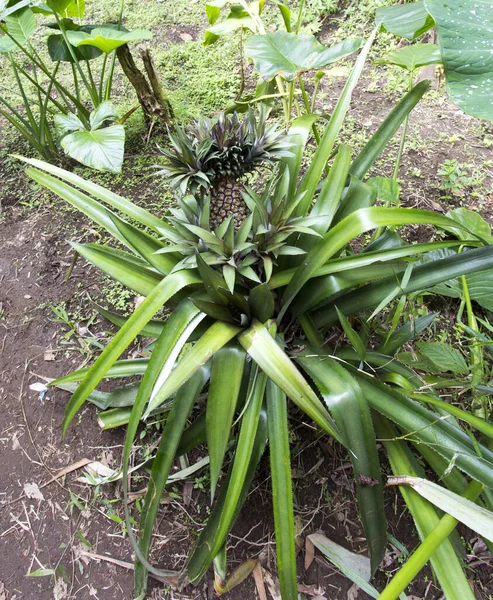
[156,106,290,230]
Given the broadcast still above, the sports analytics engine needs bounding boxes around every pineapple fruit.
[156,107,290,230]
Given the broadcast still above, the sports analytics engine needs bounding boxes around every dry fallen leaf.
[252,562,267,600]
[347,583,360,600]
[44,349,56,361]
[305,536,315,571]
[53,577,69,600]
[263,569,281,600]
[294,515,304,552]
[23,482,45,501]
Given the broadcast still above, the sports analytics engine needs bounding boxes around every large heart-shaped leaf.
[0,0,30,20]
[376,1,435,40]
[60,126,125,173]
[47,32,102,61]
[45,0,84,17]
[245,31,364,81]
[0,34,16,53]
[375,43,441,72]
[66,25,152,53]
[4,6,36,46]
[442,207,493,244]
[55,101,124,173]
[424,0,493,122]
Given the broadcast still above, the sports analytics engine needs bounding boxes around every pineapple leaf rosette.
[17,47,493,600]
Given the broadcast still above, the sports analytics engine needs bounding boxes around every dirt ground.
[2,7,493,600]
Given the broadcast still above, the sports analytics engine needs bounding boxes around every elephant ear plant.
[18,37,493,600]
[0,0,152,172]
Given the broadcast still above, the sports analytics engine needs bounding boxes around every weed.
[438,159,473,197]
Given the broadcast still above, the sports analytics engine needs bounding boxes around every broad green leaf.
[205,0,229,25]
[248,283,274,323]
[312,245,493,327]
[279,206,478,322]
[366,177,400,204]
[207,346,246,499]
[293,32,376,218]
[375,416,477,600]
[16,155,174,237]
[145,321,242,416]
[0,33,16,52]
[389,476,493,542]
[135,369,207,594]
[5,7,36,45]
[425,0,493,121]
[62,270,200,434]
[186,367,268,582]
[71,242,162,296]
[245,31,364,81]
[416,341,468,375]
[266,381,298,600]
[205,15,254,46]
[308,534,378,598]
[350,80,430,180]
[238,320,343,444]
[66,25,152,54]
[375,43,441,72]
[46,0,76,14]
[58,121,125,173]
[89,100,118,129]
[442,207,493,243]
[299,353,386,573]
[47,32,102,61]
[0,0,30,20]
[352,370,493,490]
[375,1,435,40]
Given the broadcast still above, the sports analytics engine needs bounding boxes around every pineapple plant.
[155,107,291,230]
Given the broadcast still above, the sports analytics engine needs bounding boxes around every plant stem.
[392,70,414,183]
[99,52,108,102]
[55,13,99,107]
[378,480,483,600]
[296,0,306,33]
[85,59,98,100]
[5,30,85,115]
[298,75,322,145]
[238,0,290,126]
[104,51,118,101]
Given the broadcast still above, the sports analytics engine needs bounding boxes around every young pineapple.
[156,107,290,230]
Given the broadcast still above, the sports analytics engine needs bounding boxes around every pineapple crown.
[155,105,292,196]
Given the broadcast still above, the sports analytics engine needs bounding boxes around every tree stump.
[116,44,174,130]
